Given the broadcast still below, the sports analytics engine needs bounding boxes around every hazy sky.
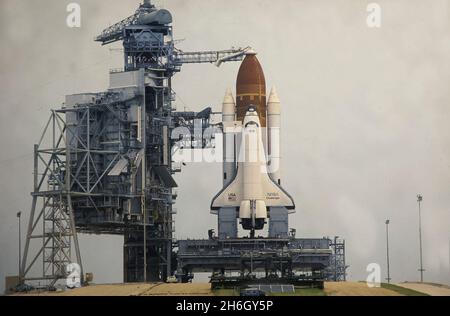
[1,0,450,292]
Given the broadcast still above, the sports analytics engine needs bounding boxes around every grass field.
[381,283,429,296]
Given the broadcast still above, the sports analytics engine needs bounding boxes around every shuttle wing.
[211,165,295,211]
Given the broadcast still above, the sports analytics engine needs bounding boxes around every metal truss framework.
[19,77,221,287]
[21,111,83,288]
[176,238,333,286]
[325,237,348,281]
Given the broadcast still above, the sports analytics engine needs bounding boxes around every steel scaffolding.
[21,112,83,288]
[325,237,348,281]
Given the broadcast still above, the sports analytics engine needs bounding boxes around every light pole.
[17,211,22,279]
[385,219,391,283]
[417,194,425,283]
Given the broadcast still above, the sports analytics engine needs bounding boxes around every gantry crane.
[95,0,252,71]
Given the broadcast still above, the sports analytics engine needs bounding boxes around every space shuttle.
[211,51,295,236]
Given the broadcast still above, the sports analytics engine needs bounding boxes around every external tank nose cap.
[245,48,257,56]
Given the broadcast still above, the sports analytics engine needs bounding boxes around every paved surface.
[324,282,401,296]
[397,282,450,296]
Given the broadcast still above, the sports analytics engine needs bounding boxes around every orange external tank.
[236,52,267,127]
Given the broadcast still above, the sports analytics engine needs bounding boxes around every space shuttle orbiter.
[211,51,295,236]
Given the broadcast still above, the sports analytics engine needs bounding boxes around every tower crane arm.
[173,47,253,67]
[95,13,140,45]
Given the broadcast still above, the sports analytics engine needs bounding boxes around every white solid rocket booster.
[267,87,281,185]
[222,88,237,186]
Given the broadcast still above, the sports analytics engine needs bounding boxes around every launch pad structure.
[19,0,347,290]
